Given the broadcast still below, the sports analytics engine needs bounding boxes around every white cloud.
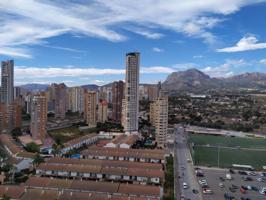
[152,47,164,52]
[217,36,266,53]
[0,0,264,57]
[202,59,248,77]
[129,28,164,39]
[41,44,85,53]
[141,66,174,73]
[260,59,266,65]
[172,63,198,70]
[7,66,174,80]
[0,47,32,58]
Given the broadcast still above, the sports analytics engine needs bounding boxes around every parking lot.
[196,167,266,200]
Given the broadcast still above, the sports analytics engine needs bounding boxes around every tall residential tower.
[124,52,140,134]
[30,93,48,142]
[1,60,14,104]
[111,81,124,123]
[84,91,97,128]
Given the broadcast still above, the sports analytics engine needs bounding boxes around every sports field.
[189,134,266,169]
[189,134,266,149]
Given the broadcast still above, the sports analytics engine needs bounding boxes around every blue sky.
[0,0,266,86]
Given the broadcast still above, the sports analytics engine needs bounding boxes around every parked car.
[219,183,225,188]
[231,184,238,189]
[183,182,188,189]
[259,187,266,195]
[260,172,266,177]
[240,187,247,194]
[192,189,199,194]
[242,176,253,181]
[247,171,256,176]
[226,173,232,180]
[251,186,258,191]
[203,188,213,194]
[241,185,248,190]
[229,169,235,174]
[219,177,225,182]
[246,185,252,190]
[257,177,266,182]
[239,171,248,175]
[229,187,236,193]
[199,179,207,185]
[196,170,204,177]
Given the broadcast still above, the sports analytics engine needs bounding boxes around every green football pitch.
[189,134,266,169]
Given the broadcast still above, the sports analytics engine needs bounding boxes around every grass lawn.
[163,156,175,200]
[189,134,266,149]
[48,126,96,144]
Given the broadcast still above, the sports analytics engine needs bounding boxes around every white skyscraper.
[124,52,140,134]
[1,60,14,104]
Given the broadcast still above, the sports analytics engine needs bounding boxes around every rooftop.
[81,146,165,160]
[25,177,161,198]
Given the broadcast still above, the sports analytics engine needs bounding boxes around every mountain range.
[19,69,266,93]
[162,68,266,93]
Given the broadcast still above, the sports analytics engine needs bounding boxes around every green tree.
[11,127,22,137]
[33,153,44,165]
[26,142,40,153]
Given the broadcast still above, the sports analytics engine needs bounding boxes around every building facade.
[111,81,124,123]
[0,60,21,133]
[148,85,158,101]
[0,103,18,133]
[98,100,108,122]
[52,83,67,119]
[67,86,84,113]
[150,97,168,148]
[84,91,97,128]
[30,93,48,142]
[1,60,14,104]
[124,52,140,134]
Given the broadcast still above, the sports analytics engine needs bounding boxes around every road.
[174,125,203,200]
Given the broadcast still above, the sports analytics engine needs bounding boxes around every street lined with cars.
[175,125,203,200]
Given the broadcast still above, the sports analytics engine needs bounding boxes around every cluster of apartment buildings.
[0,52,169,148]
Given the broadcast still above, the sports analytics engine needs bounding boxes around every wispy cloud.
[172,63,198,70]
[202,59,248,77]
[260,59,266,65]
[193,55,203,59]
[129,28,164,39]
[9,65,174,80]
[217,36,266,53]
[0,0,264,57]
[41,44,86,53]
[152,47,164,53]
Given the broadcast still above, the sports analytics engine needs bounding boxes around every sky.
[1,0,266,86]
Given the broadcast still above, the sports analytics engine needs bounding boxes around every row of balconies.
[36,170,161,184]
[83,155,163,163]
